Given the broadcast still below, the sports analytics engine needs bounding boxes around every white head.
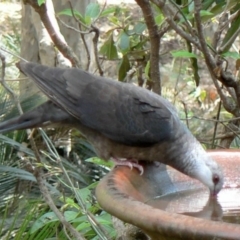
[193,157,224,197]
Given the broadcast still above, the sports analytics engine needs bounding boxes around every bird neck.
[164,125,210,181]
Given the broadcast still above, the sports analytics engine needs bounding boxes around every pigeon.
[0,61,224,196]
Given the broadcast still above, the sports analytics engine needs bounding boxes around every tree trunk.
[20,0,95,99]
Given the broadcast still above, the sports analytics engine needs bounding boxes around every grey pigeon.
[0,61,224,196]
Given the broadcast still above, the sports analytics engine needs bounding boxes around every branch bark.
[35,168,86,240]
[135,0,161,94]
[24,0,81,68]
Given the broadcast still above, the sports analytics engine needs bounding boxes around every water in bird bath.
[146,186,240,224]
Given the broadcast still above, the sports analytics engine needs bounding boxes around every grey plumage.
[0,101,75,132]
[0,61,224,195]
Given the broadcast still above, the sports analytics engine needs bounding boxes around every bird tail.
[0,113,40,133]
[0,101,71,134]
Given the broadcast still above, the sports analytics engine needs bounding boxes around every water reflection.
[146,187,240,224]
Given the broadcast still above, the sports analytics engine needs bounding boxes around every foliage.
[1,0,240,239]
[59,3,148,81]
[30,186,116,239]
[37,0,45,6]
[0,121,113,239]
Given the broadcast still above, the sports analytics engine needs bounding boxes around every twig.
[219,27,240,53]
[188,115,240,123]
[0,46,27,62]
[181,101,189,129]
[218,9,240,53]
[189,115,240,140]
[201,131,240,141]
[193,0,238,110]
[198,140,226,149]
[91,26,103,76]
[212,12,228,49]
[25,128,86,239]
[137,64,144,87]
[168,0,196,37]
[67,0,91,70]
[56,16,90,34]
[34,168,85,240]
[1,50,85,239]
[0,52,81,238]
[151,0,202,51]
[68,0,91,30]
[219,10,240,35]
[38,128,110,240]
[92,0,107,26]
[194,0,216,71]
[173,58,183,104]
[135,0,161,94]
[24,0,81,68]
[211,101,221,149]
[3,77,28,81]
[0,51,24,115]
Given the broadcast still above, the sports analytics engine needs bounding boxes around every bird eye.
[213,174,219,184]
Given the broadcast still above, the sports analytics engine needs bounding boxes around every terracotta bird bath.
[96,150,240,239]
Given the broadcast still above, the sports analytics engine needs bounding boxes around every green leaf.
[85,16,91,25]
[220,15,240,52]
[85,2,100,19]
[95,213,113,225]
[145,60,150,80]
[118,55,131,81]
[85,157,113,168]
[202,0,215,10]
[76,221,91,231]
[99,33,118,60]
[0,134,34,156]
[200,10,213,16]
[0,166,36,182]
[207,2,226,18]
[100,7,117,17]
[118,31,130,51]
[155,14,164,25]
[30,212,59,233]
[109,16,120,25]
[133,22,146,34]
[64,211,79,222]
[186,41,200,86]
[188,1,194,12]
[171,50,198,58]
[37,0,45,6]
[221,52,240,60]
[60,196,81,209]
[58,9,86,24]
[199,89,207,102]
[77,188,91,203]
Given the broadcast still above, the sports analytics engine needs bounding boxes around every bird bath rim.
[95,150,240,240]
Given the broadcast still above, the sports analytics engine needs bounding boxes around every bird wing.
[17,62,178,146]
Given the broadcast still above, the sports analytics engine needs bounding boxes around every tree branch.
[151,0,202,50]
[24,0,81,68]
[194,0,216,72]
[135,0,161,94]
[35,169,86,240]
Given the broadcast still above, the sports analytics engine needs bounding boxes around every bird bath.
[96,150,240,239]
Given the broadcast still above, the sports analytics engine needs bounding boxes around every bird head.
[194,157,224,197]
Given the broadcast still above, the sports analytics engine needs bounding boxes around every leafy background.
[0,0,240,239]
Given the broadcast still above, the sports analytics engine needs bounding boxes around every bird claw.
[111,157,144,175]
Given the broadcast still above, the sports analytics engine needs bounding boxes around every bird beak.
[210,186,218,198]
[210,192,217,198]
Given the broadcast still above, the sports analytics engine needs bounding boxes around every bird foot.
[111,157,144,175]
